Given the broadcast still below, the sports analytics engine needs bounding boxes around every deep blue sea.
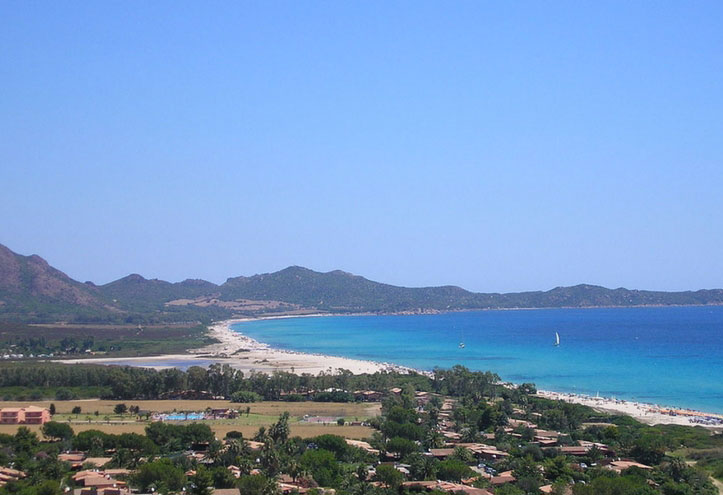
[232,306,723,414]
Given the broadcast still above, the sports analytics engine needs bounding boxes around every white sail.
[554,332,560,346]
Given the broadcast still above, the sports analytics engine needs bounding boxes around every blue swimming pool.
[164,413,205,421]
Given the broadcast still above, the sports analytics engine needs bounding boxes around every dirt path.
[686,460,722,495]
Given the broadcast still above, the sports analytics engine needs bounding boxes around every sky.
[1,2,722,293]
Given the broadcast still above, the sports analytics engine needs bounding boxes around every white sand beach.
[536,390,723,429]
[60,317,413,376]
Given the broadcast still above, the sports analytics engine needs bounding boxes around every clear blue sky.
[1,2,722,292]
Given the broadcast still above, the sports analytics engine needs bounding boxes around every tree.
[131,459,186,493]
[435,459,473,482]
[188,467,213,495]
[41,421,74,441]
[495,485,525,495]
[301,449,342,487]
[631,433,666,466]
[49,403,56,416]
[374,465,403,490]
[237,474,279,495]
[572,476,657,495]
[451,446,475,464]
[72,406,82,415]
[14,426,39,454]
[114,403,128,415]
[269,412,290,444]
[386,437,418,458]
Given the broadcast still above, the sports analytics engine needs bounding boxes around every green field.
[0,322,216,361]
[0,399,380,439]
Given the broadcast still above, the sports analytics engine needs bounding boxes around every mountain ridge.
[1,242,722,323]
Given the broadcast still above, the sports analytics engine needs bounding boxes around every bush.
[230,391,261,403]
[55,389,74,401]
[313,391,353,402]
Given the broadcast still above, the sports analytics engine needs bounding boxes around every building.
[0,467,26,486]
[0,408,24,424]
[0,406,51,425]
[23,406,51,424]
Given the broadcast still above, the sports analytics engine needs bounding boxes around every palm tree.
[203,440,224,465]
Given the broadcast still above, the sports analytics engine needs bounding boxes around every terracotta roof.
[402,481,491,495]
[609,460,653,472]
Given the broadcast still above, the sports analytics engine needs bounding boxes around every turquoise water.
[164,413,205,421]
[233,306,723,413]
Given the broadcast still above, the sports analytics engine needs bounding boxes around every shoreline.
[60,316,723,429]
[59,316,416,376]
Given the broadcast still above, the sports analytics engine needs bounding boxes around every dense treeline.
[0,363,493,401]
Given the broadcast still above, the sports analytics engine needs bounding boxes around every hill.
[1,242,722,323]
[0,243,113,321]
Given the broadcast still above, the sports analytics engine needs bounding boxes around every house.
[507,419,537,429]
[210,409,238,419]
[607,460,653,473]
[75,488,130,495]
[443,443,509,460]
[72,470,129,490]
[84,458,113,468]
[428,448,456,459]
[0,467,26,486]
[345,439,380,455]
[246,440,264,451]
[489,471,516,486]
[212,489,241,495]
[59,452,87,469]
[354,390,383,401]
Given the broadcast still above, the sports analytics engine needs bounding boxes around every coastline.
[60,316,723,429]
[59,316,415,376]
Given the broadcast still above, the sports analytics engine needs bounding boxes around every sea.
[232,306,723,414]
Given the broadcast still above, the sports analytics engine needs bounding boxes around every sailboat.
[554,332,560,347]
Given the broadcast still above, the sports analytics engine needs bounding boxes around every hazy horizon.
[2,2,722,292]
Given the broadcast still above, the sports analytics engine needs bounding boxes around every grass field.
[0,400,380,440]
[0,399,380,416]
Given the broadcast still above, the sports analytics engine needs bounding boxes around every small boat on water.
[554,332,560,346]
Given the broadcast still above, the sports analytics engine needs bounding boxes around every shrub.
[230,391,261,403]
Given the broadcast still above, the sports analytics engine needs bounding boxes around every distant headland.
[1,242,722,324]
